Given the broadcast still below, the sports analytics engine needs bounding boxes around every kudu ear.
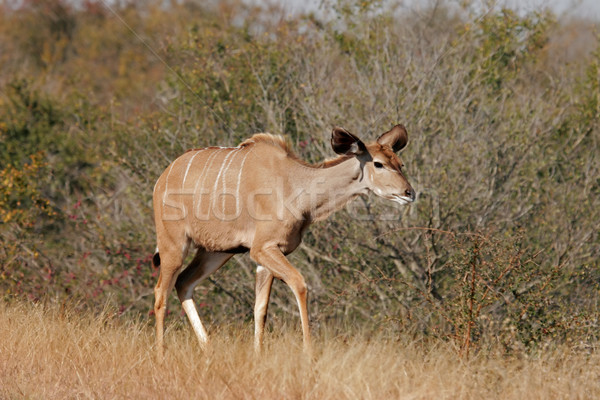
[377,124,408,152]
[331,127,365,155]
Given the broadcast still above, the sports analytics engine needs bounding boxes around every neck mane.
[240,133,352,169]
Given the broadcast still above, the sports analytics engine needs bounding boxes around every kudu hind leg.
[153,250,184,358]
[175,250,233,349]
[254,265,274,353]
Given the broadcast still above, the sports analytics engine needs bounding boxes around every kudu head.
[331,124,416,205]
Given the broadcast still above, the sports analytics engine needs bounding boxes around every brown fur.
[152,125,415,356]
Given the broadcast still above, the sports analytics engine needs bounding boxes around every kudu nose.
[405,188,416,201]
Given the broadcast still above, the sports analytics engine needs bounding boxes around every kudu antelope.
[152,125,415,356]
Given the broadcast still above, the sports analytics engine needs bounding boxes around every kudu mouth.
[385,187,416,205]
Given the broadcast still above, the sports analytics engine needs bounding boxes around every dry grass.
[1,301,599,399]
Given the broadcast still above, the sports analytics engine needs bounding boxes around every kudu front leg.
[254,265,274,353]
[250,246,312,355]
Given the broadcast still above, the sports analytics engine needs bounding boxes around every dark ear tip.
[330,126,364,155]
[378,123,409,152]
[393,124,408,134]
[332,126,348,136]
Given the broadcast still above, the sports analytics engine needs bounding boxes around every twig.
[375,226,455,240]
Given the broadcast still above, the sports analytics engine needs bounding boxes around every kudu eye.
[374,162,383,169]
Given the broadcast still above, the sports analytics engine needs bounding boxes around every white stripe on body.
[162,162,176,207]
[212,148,241,214]
[182,149,206,189]
[235,149,253,215]
[193,148,226,217]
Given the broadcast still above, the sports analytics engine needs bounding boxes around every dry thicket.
[0,0,599,357]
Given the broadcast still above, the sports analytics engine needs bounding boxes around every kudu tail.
[152,251,161,268]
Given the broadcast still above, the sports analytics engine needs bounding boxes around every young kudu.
[152,125,415,356]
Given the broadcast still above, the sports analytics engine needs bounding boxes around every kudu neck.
[300,156,367,222]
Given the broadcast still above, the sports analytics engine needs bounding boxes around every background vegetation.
[1,0,599,359]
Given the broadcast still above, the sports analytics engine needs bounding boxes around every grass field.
[1,301,598,399]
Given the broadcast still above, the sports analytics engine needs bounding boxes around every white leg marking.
[179,252,232,347]
[181,299,209,344]
[235,149,253,215]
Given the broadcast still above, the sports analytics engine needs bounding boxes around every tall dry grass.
[1,301,598,399]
